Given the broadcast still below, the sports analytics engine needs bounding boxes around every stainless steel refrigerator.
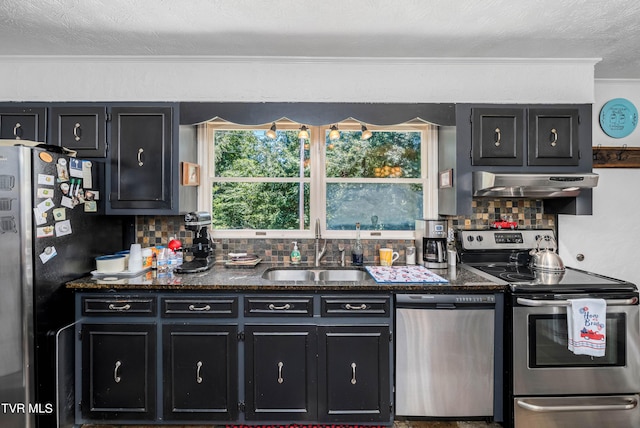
[0,144,129,428]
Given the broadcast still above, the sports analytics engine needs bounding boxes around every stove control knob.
[476,235,483,242]
[467,235,474,242]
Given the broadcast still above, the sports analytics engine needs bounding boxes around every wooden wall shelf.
[592,145,640,168]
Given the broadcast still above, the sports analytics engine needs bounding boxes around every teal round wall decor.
[599,98,638,138]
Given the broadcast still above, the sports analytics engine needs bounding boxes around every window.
[199,119,438,239]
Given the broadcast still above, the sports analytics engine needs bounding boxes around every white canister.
[447,249,457,266]
[406,246,416,265]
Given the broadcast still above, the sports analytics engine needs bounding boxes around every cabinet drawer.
[82,296,156,316]
[321,296,391,317]
[244,296,314,317]
[161,297,238,318]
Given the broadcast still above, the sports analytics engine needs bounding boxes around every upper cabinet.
[0,106,46,142]
[107,106,177,214]
[471,106,580,166]
[49,106,107,158]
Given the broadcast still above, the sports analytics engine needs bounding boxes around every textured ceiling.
[1,0,640,78]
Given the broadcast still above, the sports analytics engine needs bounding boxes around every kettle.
[529,235,565,272]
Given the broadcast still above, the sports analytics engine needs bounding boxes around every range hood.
[473,171,599,198]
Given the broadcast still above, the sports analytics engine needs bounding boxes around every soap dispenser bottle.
[291,241,301,264]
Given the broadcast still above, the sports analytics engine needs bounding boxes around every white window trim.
[198,121,438,240]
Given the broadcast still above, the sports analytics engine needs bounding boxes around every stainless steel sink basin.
[262,268,371,282]
[317,269,369,282]
[262,269,316,282]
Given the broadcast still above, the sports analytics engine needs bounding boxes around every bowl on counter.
[95,254,126,273]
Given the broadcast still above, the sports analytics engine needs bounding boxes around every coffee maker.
[415,219,448,268]
[175,211,216,273]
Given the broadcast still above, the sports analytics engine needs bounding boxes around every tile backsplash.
[136,199,555,264]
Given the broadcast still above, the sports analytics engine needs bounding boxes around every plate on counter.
[225,257,262,268]
[91,267,151,277]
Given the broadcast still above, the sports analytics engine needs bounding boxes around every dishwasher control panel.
[396,294,495,305]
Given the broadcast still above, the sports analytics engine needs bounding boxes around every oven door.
[513,295,640,395]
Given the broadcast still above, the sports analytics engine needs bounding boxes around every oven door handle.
[516,397,638,413]
[517,297,638,307]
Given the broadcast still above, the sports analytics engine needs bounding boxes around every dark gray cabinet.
[163,324,238,421]
[108,106,175,213]
[49,106,107,157]
[471,106,580,167]
[80,323,156,421]
[0,107,46,141]
[318,325,391,422]
[245,325,318,421]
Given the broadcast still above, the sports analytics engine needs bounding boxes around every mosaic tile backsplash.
[136,199,555,263]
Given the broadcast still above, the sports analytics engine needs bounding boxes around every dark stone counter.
[66,263,505,293]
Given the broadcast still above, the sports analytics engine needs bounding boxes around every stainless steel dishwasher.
[395,294,496,418]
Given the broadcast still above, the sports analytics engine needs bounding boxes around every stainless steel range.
[458,229,640,428]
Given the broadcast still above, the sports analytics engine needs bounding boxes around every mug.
[379,248,399,266]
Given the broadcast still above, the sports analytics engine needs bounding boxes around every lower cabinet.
[80,323,156,421]
[75,292,392,425]
[163,324,238,421]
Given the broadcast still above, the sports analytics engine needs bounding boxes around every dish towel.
[567,298,607,357]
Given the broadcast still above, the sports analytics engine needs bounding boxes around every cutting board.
[365,265,448,283]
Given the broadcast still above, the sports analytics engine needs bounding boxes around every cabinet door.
[318,325,391,423]
[244,325,317,421]
[163,324,238,421]
[528,108,580,166]
[0,107,46,141]
[49,106,107,157]
[109,107,173,211]
[81,323,156,421]
[471,108,524,166]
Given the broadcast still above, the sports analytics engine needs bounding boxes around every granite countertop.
[66,263,505,293]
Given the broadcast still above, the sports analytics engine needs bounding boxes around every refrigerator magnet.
[33,207,47,225]
[84,200,97,212]
[56,159,69,182]
[39,246,57,264]
[36,225,55,238]
[37,188,54,199]
[53,208,66,221]
[69,158,83,178]
[61,196,74,209]
[60,182,70,195]
[82,161,93,188]
[38,174,54,186]
[37,198,55,213]
[55,220,72,237]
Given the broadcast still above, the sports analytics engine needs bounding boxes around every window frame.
[198,119,438,240]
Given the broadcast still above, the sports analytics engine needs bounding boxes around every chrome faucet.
[314,218,326,267]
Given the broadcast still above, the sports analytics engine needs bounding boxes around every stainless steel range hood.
[473,171,599,198]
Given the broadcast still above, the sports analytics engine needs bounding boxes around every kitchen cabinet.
[0,106,46,142]
[162,324,238,421]
[318,325,391,422]
[74,292,393,425]
[471,106,579,166]
[80,323,156,421]
[49,106,107,157]
[245,325,318,421]
[107,106,177,214]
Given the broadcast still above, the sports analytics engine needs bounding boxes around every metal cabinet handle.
[345,303,368,310]
[494,127,501,147]
[108,303,131,311]
[13,123,22,140]
[350,362,357,384]
[137,148,144,166]
[268,303,291,310]
[550,128,558,147]
[73,122,81,141]
[114,360,122,383]
[277,361,284,384]
[188,304,211,311]
[196,361,203,384]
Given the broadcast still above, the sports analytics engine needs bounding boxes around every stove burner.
[502,272,536,282]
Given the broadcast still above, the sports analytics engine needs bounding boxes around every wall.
[558,79,640,285]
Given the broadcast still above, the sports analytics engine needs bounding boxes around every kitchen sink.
[262,267,371,282]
